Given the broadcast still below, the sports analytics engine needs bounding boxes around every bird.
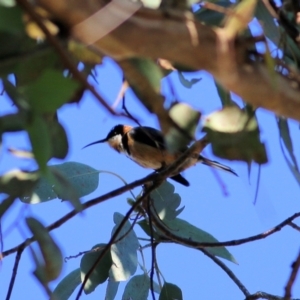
[83,124,237,186]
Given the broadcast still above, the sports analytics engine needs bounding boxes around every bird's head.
[83,124,132,152]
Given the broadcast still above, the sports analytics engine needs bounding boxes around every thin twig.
[289,222,300,232]
[5,247,24,300]
[284,248,300,299]
[246,291,300,300]
[201,248,250,297]
[147,196,156,300]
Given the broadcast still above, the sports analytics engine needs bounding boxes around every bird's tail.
[199,155,238,176]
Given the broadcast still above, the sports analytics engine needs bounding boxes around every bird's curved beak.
[82,138,107,149]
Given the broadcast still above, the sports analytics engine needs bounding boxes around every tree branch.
[35,0,300,121]
[284,248,300,299]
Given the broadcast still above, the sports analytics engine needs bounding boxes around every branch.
[150,211,300,248]
[35,0,300,121]
[284,248,300,299]
[5,248,24,300]
[201,248,250,297]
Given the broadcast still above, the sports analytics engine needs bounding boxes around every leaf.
[26,217,63,282]
[0,6,23,33]
[26,114,51,172]
[105,277,120,300]
[68,40,102,64]
[166,103,200,152]
[159,282,182,300]
[162,218,237,263]
[122,274,150,300]
[194,0,231,27]
[151,181,184,221]
[80,244,112,294]
[177,72,201,89]
[110,212,139,281]
[203,107,267,163]
[137,219,161,241]
[0,0,16,7]
[214,80,236,107]
[48,120,69,159]
[278,118,299,170]
[20,69,79,113]
[223,0,257,39]
[51,268,81,300]
[0,169,38,197]
[0,112,27,132]
[21,162,99,204]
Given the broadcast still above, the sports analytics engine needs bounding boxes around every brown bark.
[36,0,300,121]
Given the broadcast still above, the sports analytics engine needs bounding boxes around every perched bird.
[83,124,237,186]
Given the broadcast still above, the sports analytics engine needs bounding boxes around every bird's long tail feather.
[199,156,238,176]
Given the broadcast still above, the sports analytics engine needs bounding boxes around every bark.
[36,0,300,121]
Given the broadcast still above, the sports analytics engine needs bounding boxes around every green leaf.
[151,181,184,221]
[0,6,23,33]
[51,268,81,300]
[20,69,79,113]
[80,244,112,294]
[122,274,150,300]
[0,169,38,197]
[48,120,68,159]
[278,118,299,170]
[0,0,15,7]
[26,217,63,282]
[177,72,201,89]
[214,80,236,107]
[21,162,99,204]
[105,277,119,300]
[26,115,51,172]
[129,58,163,93]
[166,103,200,152]
[203,107,267,163]
[110,212,139,281]
[159,282,182,300]
[162,218,237,263]
[137,219,161,241]
[194,0,231,27]
[0,112,27,132]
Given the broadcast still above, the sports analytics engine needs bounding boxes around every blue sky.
[1,57,300,299]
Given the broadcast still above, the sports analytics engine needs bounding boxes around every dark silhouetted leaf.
[159,282,182,300]
[214,80,236,107]
[178,72,201,88]
[137,219,161,241]
[0,196,15,218]
[122,274,150,300]
[0,169,38,197]
[48,120,68,159]
[110,212,139,281]
[151,181,184,221]
[80,244,112,294]
[0,6,23,33]
[51,268,81,300]
[26,217,63,282]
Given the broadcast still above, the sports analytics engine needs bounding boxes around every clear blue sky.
[1,57,300,299]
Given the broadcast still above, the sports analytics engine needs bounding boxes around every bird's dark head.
[83,124,131,151]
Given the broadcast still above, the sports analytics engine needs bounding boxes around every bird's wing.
[129,126,166,150]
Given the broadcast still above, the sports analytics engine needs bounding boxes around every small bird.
[83,124,237,186]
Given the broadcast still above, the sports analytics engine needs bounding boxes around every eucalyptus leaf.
[159,282,182,300]
[122,274,150,300]
[162,218,237,263]
[105,277,120,300]
[21,162,99,204]
[110,212,139,281]
[51,268,81,300]
[151,181,184,221]
[178,72,201,89]
[26,217,63,282]
[80,244,112,294]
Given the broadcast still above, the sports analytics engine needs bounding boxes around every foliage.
[1,0,300,300]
